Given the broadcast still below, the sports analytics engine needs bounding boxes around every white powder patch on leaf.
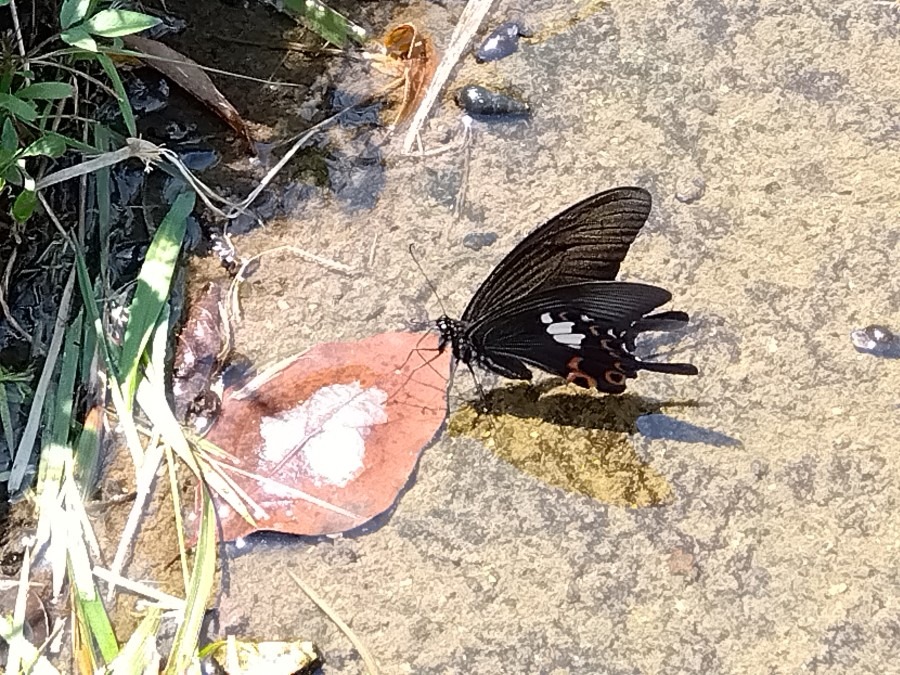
[259,381,389,488]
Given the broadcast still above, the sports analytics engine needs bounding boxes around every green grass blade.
[72,238,145,466]
[5,544,33,673]
[69,564,119,665]
[7,268,75,492]
[165,445,191,595]
[119,191,193,409]
[34,312,82,595]
[0,381,15,463]
[165,484,216,674]
[94,126,112,285]
[79,293,97,385]
[280,0,367,47]
[73,406,101,497]
[67,471,119,665]
[50,310,81,448]
[72,243,117,375]
[95,53,136,135]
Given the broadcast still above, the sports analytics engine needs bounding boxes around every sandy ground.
[163,0,900,672]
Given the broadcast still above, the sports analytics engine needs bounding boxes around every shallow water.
[162,0,900,672]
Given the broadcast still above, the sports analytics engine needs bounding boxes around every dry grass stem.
[288,571,380,675]
[402,0,495,153]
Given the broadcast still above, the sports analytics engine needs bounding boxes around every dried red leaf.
[192,332,450,542]
[371,24,436,127]
[123,35,255,152]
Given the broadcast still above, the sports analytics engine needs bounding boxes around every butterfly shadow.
[448,380,738,507]
[460,380,688,432]
[447,382,702,507]
[462,379,738,446]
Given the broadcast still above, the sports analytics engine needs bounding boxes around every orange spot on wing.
[604,370,627,387]
[566,355,598,389]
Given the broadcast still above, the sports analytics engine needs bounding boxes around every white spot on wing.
[547,321,575,335]
[580,315,591,322]
[259,381,388,488]
[554,333,585,347]
[540,312,553,324]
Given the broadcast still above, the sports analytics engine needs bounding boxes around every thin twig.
[451,116,474,232]
[0,249,32,342]
[193,452,270,522]
[29,59,120,100]
[165,445,191,596]
[105,439,164,602]
[8,0,26,60]
[402,0,496,153]
[103,46,312,89]
[223,113,343,225]
[92,567,186,611]
[6,541,33,673]
[213,459,361,521]
[211,34,347,56]
[288,571,380,675]
[367,234,378,270]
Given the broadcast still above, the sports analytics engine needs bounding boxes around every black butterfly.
[437,186,698,393]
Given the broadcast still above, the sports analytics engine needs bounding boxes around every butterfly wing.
[465,281,697,392]
[461,187,653,324]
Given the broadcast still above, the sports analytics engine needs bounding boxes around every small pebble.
[475,21,529,63]
[455,85,530,119]
[675,175,706,204]
[851,324,900,357]
[463,232,498,251]
[827,582,848,597]
[668,548,699,580]
[178,147,220,173]
[693,92,717,115]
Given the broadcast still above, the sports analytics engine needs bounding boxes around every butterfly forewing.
[460,187,652,323]
[469,281,672,339]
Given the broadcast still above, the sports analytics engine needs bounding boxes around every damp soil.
[8,0,900,672]
[195,2,900,673]
[179,1,900,672]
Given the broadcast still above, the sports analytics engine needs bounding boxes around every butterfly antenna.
[408,243,452,318]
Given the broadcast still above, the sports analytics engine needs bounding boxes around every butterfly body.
[437,187,698,394]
